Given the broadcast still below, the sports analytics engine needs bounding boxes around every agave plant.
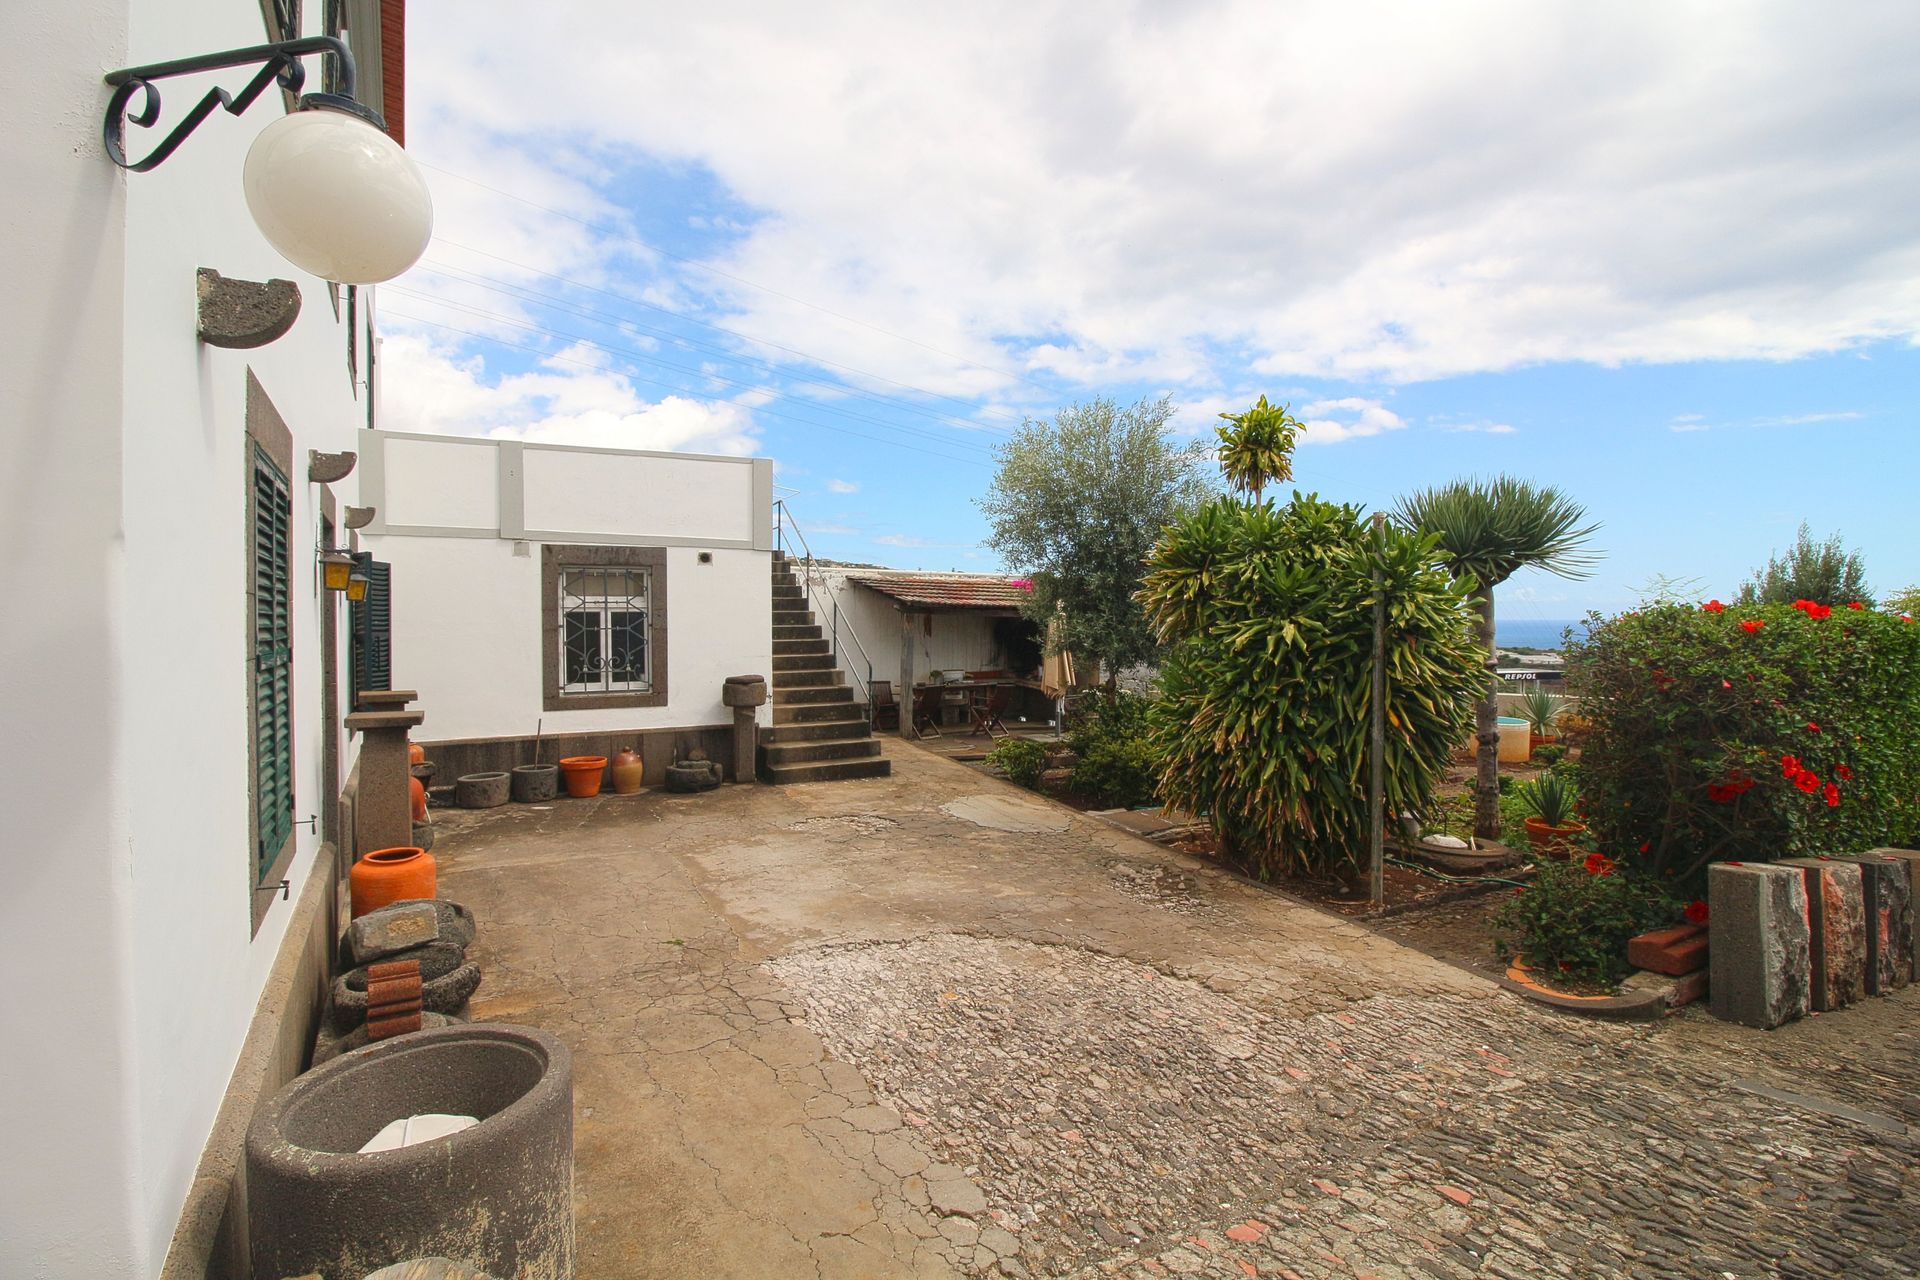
[1520,685,1565,738]
[1394,477,1600,840]
[1515,771,1580,828]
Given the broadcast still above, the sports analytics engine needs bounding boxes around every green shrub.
[986,737,1047,790]
[1492,859,1678,988]
[1139,493,1485,880]
[1567,601,1920,891]
[1530,742,1568,766]
[1060,690,1160,808]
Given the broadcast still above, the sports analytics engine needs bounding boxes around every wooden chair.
[970,684,1011,738]
[870,680,900,731]
[912,685,944,738]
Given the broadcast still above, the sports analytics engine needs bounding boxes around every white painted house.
[359,430,775,778]
[3,1,414,1275]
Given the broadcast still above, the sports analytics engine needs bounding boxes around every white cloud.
[379,332,763,455]
[1296,398,1407,445]
[1754,410,1864,426]
[1439,421,1518,434]
[398,3,1920,398]
[826,478,860,493]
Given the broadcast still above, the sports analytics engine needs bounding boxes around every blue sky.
[379,3,1920,619]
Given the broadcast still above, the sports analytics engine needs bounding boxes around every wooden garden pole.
[1370,511,1387,910]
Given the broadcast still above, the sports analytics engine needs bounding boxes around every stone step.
[760,756,893,785]
[772,700,870,726]
[761,737,884,767]
[771,584,805,601]
[772,652,837,672]
[773,668,844,689]
[763,715,873,741]
[773,624,824,642]
[773,638,831,656]
[772,574,798,589]
[773,685,855,705]
[773,609,816,626]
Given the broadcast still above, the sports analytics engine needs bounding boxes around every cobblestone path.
[773,934,1920,1280]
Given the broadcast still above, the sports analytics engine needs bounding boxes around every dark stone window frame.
[541,545,669,711]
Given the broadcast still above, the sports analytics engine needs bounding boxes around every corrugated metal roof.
[844,571,1032,610]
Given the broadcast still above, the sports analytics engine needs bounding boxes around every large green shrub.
[1491,858,1678,988]
[1139,493,1485,880]
[1567,601,1920,890]
[1066,692,1160,808]
[985,737,1048,790]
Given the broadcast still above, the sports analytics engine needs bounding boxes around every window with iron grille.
[541,545,669,711]
[250,446,295,885]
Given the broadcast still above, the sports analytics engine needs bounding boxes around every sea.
[1495,618,1587,651]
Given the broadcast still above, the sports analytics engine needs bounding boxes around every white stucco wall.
[2,2,371,1274]
[361,431,774,741]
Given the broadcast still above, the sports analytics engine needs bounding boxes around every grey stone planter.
[247,1024,575,1280]
[722,674,768,708]
[455,771,511,809]
[511,763,559,802]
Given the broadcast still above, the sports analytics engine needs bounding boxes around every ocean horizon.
[1496,618,1588,651]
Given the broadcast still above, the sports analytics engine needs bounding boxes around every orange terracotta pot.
[408,741,427,765]
[1524,816,1588,860]
[350,846,437,919]
[409,775,429,823]
[559,755,608,798]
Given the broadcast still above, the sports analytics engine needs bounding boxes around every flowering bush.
[1492,857,1678,988]
[1565,600,1920,891]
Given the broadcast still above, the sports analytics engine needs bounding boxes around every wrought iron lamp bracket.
[103,36,370,173]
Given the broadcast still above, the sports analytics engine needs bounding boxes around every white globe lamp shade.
[242,96,433,285]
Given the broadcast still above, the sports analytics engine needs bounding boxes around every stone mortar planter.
[511,763,559,803]
[333,942,480,1031]
[722,674,768,708]
[247,1024,575,1280]
[455,771,511,809]
[664,760,724,793]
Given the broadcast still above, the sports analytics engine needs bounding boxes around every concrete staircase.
[758,551,891,784]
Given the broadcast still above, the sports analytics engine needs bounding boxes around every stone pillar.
[346,690,425,858]
[1708,862,1810,1030]
[1867,848,1920,984]
[722,675,768,783]
[1832,852,1914,994]
[1778,858,1867,1011]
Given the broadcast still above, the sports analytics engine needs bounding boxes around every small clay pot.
[455,771,511,809]
[1524,816,1587,860]
[349,847,438,919]
[511,763,559,803]
[409,775,429,823]
[610,747,645,794]
[558,756,607,798]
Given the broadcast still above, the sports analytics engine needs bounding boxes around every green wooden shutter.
[351,552,392,699]
[252,449,295,882]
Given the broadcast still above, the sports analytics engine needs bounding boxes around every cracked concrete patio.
[433,742,1920,1280]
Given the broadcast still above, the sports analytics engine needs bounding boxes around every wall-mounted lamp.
[320,548,354,592]
[346,564,371,602]
[103,37,432,284]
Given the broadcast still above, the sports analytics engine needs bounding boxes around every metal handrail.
[771,500,876,708]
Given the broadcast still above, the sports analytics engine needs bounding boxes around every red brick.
[1436,1185,1473,1206]
[1226,1221,1266,1243]
[1666,967,1709,1009]
[1628,922,1709,976]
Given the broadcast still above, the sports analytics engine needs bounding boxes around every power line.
[415,159,1064,398]
[381,310,993,469]
[381,287,999,459]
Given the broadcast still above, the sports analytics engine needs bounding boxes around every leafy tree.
[1139,492,1484,881]
[978,396,1213,686]
[1394,477,1600,840]
[1736,522,1872,607]
[1886,585,1920,618]
[1215,395,1301,501]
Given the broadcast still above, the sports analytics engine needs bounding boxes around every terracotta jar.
[610,747,644,794]
[350,847,438,919]
[558,755,608,798]
[408,741,426,765]
[409,775,429,823]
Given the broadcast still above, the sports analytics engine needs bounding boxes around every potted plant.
[1520,685,1564,754]
[1516,771,1586,858]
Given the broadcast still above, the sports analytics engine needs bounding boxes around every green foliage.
[1139,492,1485,880]
[1066,692,1159,808]
[978,396,1214,682]
[1531,742,1569,766]
[985,737,1048,790]
[1214,395,1300,500]
[1883,585,1919,619]
[1514,772,1579,827]
[1736,522,1872,607]
[1491,860,1679,988]
[1519,686,1564,736]
[1567,602,1920,891]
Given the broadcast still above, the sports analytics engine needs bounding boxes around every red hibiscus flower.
[1583,852,1616,877]
[1702,599,1726,614]
[1795,771,1821,793]
[1638,841,1651,854]
[1824,782,1841,808]
[1780,754,1801,776]
[1836,764,1853,781]
[1847,601,1864,610]
[1741,620,1764,633]
[1706,783,1738,804]
[1684,900,1709,925]
[1807,722,1821,733]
